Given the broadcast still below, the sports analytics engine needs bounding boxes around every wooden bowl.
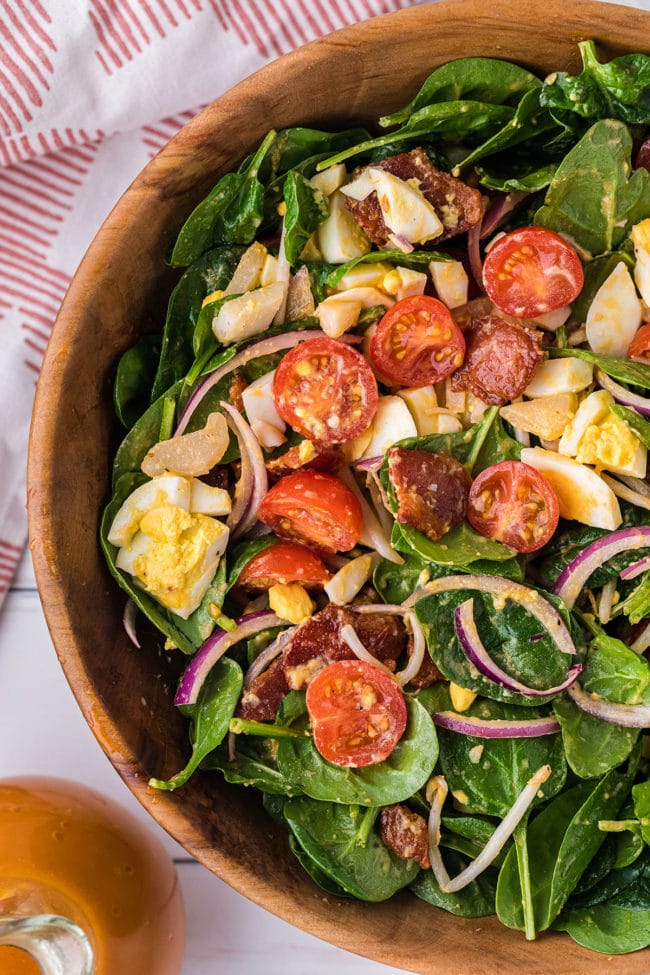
[27,1,650,971]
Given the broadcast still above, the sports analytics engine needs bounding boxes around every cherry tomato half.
[305,659,407,768]
[629,323,650,361]
[237,541,331,589]
[482,226,584,318]
[257,471,363,554]
[368,295,466,387]
[467,460,559,554]
[273,336,378,445]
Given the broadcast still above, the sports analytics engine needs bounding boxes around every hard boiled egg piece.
[190,479,232,516]
[631,219,650,307]
[429,259,469,309]
[559,390,646,477]
[324,553,375,606]
[341,167,443,244]
[316,189,371,264]
[360,395,417,460]
[586,261,642,357]
[241,370,286,450]
[523,357,594,397]
[213,282,286,345]
[520,446,622,530]
[107,475,190,548]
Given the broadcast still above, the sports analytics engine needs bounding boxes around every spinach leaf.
[151,245,244,400]
[282,171,329,264]
[288,834,351,897]
[472,413,522,471]
[149,657,243,791]
[276,698,438,806]
[632,780,650,846]
[393,522,518,571]
[496,759,636,932]
[284,799,419,901]
[553,695,639,779]
[564,843,649,910]
[379,56,540,129]
[581,631,650,705]
[435,698,566,817]
[541,41,650,125]
[206,737,302,796]
[410,848,497,917]
[225,537,278,592]
[169,130,276,267]
[113,334,161,429]
[611,402,650,449]
[549,346,650,389]
[456,88,559,173]
[372,549,436,605]
[415,589,572,704]
[477,160,558,194]
[535,119,650,256]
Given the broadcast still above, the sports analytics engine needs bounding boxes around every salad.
[102,41,650,954]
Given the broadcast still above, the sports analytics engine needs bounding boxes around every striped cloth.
[0,0,430,603]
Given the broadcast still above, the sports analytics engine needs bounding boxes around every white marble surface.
[0,551,403,974]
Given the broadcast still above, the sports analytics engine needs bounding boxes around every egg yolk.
[133,503,224,612]
[575,414,639,471]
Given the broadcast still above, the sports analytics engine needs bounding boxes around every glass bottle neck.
[0,915,94,975]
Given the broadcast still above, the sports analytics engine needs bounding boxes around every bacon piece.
[236,601,408,721]
[408,647,445,689]
[379,804,431,869]
[387,447,470,542]
[228,371,248,414]
[345,148,483,245]
[450,314,543,406]
[265,439,342,480]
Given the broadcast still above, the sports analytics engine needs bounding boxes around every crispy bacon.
[345,148,483,246]
[380,804,431,869]
[265,440,342,480]
[450,314,543,406]
[387,447,471,542]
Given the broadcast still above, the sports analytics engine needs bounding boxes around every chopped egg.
[212,282,286,345]
[449,683,477,712]
[189,479,232,516]
[310,162,347,198]
[341,167,443,244]
[631,219,650,306]
[316,189,371,264]
[385,267,428,301]
[259,252,279,287]
[532,304,572,332]
[523,357,594,397]
[116,504,229,618]
[397,385,438,435]
[268,583,314,624]
[429,259,469,309]
[558,390,646,477]
[107,475,191,548]
[324,554,375,605]
[360,395,418,460]
[316,286,394,338]
[241,370,287,449]
[586,261,642,357]
[333,262,392,291]
[224,241,267,296]
[520,446,622,530]
[500,393,578,441]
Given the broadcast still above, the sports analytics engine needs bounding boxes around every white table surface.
[0,551,406,975]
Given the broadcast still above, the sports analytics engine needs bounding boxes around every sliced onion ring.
[175,610,283,706]
[454,598,582,697]
[340,623,395,677]
[567,682,650,728]
[553,526,650,611]
[596,368,650,418]
[620,556,650,581]
[428,765,552,894]
[432,711,561,738]
[403,575,576,658]
[221,401,268,539]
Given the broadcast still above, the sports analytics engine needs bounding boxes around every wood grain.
[27,2,650,972]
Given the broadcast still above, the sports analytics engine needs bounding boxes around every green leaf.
[611,402,650,450]
[394,521,517,569]
[149,657,243,791]
[541,41,650,125]
[205,737,302,796]
[113,334,161,429]
[276,698,438,806]
[496,760,636,932]
[379,56,541,129]
[410,848,497,917]
[581,631,650,704]
[553,695,639,779]
[284,799,419,901]
[456,88,559,173]
[535,119,650,256]
[282,171,329,264]
[632,781,650,846]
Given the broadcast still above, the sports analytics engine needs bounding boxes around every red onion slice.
[354,456,383,472]
[175,330,360,435]
[123,598,140,649]
[175,610,283,706]
[567,682,650,728]
[454,598,582,697]
[620,556,650,581]
[479,190,528,240]
[221,401,268,539]
[596,368,650,418]
[404,575,576,659]
[432,711,561,738]
[553,526,650,611]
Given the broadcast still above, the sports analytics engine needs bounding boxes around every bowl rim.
[27,1,650,971]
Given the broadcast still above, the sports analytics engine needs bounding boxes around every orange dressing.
[0,777,185,975]
[0,946,41,974]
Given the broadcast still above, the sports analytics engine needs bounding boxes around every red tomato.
[257,471,363,554]
[368,295,465,387]
[467,460,559,554]
[482,227,584,318]
[237,541,331,589]
[273,336,378,445]
[305,659,407,767]
[629,323,650,361]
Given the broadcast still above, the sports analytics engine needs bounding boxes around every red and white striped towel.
[0,0,431,604]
